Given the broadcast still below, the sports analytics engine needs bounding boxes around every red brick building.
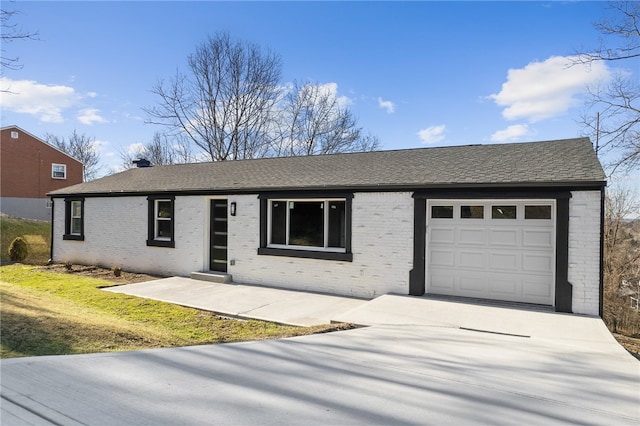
[1,125,83,220]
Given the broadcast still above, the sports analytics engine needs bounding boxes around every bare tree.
[350,132,382,153]
[145,32,282,161]
[576,1,640,174]
[120,132,194,168]
[1,4,38,72]
[146,33,381,162]
[45,130,101,181]
[603,184,640,334]
[273,81,380,156]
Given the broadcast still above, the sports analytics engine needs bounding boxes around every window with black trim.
[270,199,346,249]
[63,197,84,240]
[147,195,175,248]
[258,194,353,261]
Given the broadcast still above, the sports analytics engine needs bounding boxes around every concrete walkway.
[104,277,367,326]
[106,277,620,351]
[2,277,639,425]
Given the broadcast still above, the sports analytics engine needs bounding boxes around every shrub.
[112,266,122,277]
[8,237,29,262]
[1,217,51,265]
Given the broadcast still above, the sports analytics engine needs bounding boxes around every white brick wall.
[54,192,414,298]
[568,190,602,315]
[53,196,207,276]
[53,189,602,312]
[229,192,414,298]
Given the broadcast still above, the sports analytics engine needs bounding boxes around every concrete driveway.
[2,280,639,425]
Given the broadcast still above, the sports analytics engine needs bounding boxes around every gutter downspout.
[599,186,605,318]
[49,198,54,264]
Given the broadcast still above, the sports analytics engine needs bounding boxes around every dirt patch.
[614,333,640,360]
[39,263,163,286]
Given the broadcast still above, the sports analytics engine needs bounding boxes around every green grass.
[1,216,51,265]
[0,264,346,358]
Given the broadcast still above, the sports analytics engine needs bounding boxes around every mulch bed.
[40,263,162,286]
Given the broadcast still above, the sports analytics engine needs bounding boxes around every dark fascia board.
[413,188,574,200]
[258,192,354,199]
[47,180,607,199]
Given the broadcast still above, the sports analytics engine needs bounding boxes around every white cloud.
[490,124,531,142]
[78,108,108,125]
[92,139,108,152]
[417,124,446,144]
[316,82,351,108]
[283,81,353,109]
[378,97,395,114]
[489,55,610,122]
[0,77,79,123]
[125,142,146,156]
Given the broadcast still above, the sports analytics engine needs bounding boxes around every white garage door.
[427,200,555,305]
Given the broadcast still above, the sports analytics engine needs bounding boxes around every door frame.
[209,198,228,273]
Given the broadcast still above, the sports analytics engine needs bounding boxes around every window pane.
[328,201,346,248]
[492,205,517,219]
[71,201,81,218]
[157,219,172,238]
[270,201,286,244]
[71,218,82,234]
[289,201,323,247]
[432,206,453,218]
[52,164,66,178]
[213,232,228,247]
[525,205,552,219]
[157,201,172,218]
[461,205,484,219]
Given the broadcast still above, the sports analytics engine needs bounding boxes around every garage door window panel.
[432,205,453,218]
[461,205,484,219]
[525,205,552,220]
[492,205,517,219]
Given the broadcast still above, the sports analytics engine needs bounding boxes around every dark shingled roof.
[49,138,606,196]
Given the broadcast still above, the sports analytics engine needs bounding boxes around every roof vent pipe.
[133,158,151,168]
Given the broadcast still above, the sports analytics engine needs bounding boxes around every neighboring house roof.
[48,138,606,197]
[1,125,84,166]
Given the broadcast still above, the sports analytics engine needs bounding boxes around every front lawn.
[0,264,346,358]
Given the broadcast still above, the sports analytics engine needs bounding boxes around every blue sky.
[1,1,637,186]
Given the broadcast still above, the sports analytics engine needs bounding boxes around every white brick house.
[49,138,606,316]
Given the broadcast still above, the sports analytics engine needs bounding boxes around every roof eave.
[47,179,607,198]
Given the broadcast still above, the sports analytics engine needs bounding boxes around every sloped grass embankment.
[1,216,51,265]
[0,264,342,358]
